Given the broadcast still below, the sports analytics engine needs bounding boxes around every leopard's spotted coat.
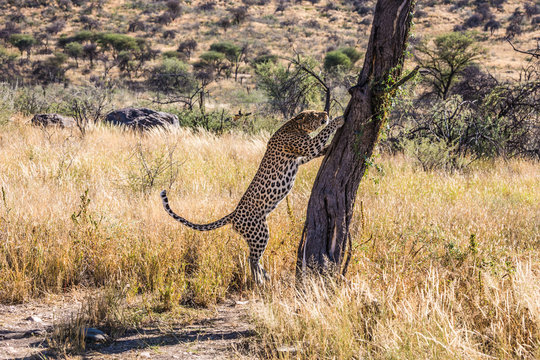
[161,110,344,283]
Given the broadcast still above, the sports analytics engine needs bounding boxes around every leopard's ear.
[292,111,307,123]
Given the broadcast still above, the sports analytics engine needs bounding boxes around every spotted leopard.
[161,110,345,283]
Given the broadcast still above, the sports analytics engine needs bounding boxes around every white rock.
[26,315,43,323]
[139,351,151,358]
[276,345,297,354]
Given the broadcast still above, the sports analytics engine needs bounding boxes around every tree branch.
[506,38,540,58]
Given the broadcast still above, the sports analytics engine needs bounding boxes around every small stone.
[82,328,109,343]
[276,345,297,354]
[235,300,249,305]
[139,351,151,358]
[26,315,43,323]
[24,329,46,337]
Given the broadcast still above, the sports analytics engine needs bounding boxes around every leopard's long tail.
[160,190,233,231]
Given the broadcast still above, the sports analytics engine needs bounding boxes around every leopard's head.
[292,110,328,132]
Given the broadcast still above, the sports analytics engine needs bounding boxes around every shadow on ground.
[7,309,256,359]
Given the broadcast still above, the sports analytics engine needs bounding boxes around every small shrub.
[415,8,427,18]
[126,143,182,196]
[45,20,66,35]
[275,1,288,13]
[415,32,484,100]
[162,50,180,59]
[162,30,176,39]
[197,50,226,76]
[524,2,540,18]
[32,52,68,84]
[79,15,100,30]
[8,11,26,23]
[462,14,483,29]
[128,20,146,32]
[155,12,173,25]
[0,22,21,41]
[9,33,36,58]
[177,39,197,59]
[228,6,248,24]
[476,3,493,20]
[484,19,501,34]
[147,58,197,95]
[339,47,362,64]
[405,137,469,172]
[506,22,522,38]
[304,19,320,29]
[165,0,182,19]
[216,16,231,31]
[198,1,216,11]
[252,53,277,65]
[324,50,351,72]
[65,42,83,66]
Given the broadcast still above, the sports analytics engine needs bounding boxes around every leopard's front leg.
[297,116,344,164]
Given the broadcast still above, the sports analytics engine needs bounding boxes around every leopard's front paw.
[333,116,345,127]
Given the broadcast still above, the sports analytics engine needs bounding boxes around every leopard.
[160,110,345,284]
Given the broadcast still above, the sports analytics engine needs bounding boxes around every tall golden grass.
[0,116,538,358]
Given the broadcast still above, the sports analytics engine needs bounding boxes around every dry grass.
[0,117,263,305]
[249,151,539,359]
[0,116,539,358]
[252,263,539,359]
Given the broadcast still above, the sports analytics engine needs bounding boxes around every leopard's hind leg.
[233,217,270,285]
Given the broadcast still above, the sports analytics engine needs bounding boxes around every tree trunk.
[297,0,416,276]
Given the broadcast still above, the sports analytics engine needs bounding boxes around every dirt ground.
[0,296,257,359]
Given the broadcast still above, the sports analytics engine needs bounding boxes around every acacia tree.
[298,0,418,277]
[415,32,483,100]
[9,34,36,59]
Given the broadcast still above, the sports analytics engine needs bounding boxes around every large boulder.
[31,114,74,128]
[104,108,179,129]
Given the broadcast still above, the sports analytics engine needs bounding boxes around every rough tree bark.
[297,0,417,276]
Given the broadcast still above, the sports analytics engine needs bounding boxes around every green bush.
[200,50,225,64]
[65,42,83,65]
[324,50,352,71]
[0,46,18,63]
[172,109,233,132]
[252,53,277,65]
[339,47,362,64]
[162,50,181,59]
[209,41,240,60]
[9,34,36,58]
[32,53,68,85]
[405,137,469,172]
[58,31,95,47]
[197,51,227,75]
[97,33,140,54]
[147,58,197,94]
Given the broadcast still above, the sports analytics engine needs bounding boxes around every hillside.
[0,1,539,359]
[0,0,538,91]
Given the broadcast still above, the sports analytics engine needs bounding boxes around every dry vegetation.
[0,0,539,358]
[0,114,538,358]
